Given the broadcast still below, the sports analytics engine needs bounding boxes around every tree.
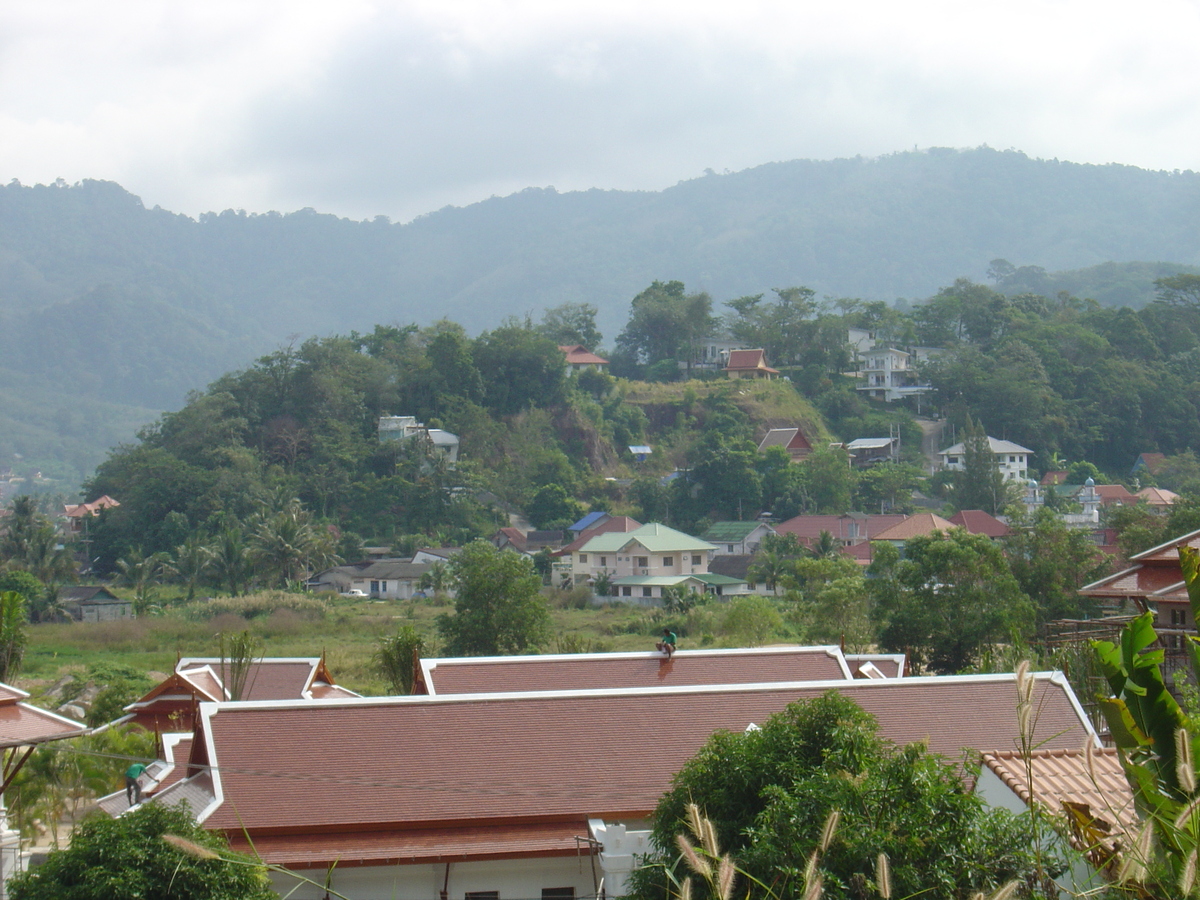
[952,419,1010,515]
[437,541,551,655]
[249,497,338,589]
[0,591,28,683]
[472,323,567,415]
[1003,507,1110,623]
[615,281,715,373]
[724,287,818,367]
[377,625,426,694]
[1154,273,1200,308]
[870,530,1034,673]
[526,483,585,530]
[716,595,782,647]
[802,447,856,515]
[538,302,603,349]
[631,692,1044,900]
[115,547,168,615]
[168,533,214,602]
[7,801,276,900]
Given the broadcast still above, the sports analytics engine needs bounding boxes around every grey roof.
[940,437,1033,456]
[59,586,125,605]
[846,438,896,450]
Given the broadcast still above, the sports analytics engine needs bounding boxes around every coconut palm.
[168,533,214,602]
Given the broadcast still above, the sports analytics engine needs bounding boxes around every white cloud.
[3,0,1200,220]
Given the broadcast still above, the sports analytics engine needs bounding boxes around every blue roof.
[570,511,608,532]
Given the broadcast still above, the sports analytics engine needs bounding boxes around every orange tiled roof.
[559,345,609,366]
[872,513,956,541]
[195,674,1092,853]
[0,684,86,749]
[981,748,1136,841]
[948,510,1011,538]
[420,646,853,695]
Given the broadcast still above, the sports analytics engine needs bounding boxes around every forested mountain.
[5,146,1200,484]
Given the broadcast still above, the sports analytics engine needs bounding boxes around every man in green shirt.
[125,762,148,805]
[656,628,676,656]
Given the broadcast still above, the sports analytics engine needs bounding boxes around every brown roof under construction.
[420,647,851,695]
[198,674,1091,852]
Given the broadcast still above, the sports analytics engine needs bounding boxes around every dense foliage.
[7,801,275,900]
[632,692,1048,900]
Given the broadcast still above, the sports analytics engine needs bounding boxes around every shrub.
[181,591,327,621]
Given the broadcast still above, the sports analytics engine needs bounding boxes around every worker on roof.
[125,761,148,805]
[656,628,676,656]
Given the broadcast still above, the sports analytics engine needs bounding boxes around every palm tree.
[209,526,255,597]
[115,547,168,615]
[168,534,214,602]
[249,498,339,589]
[806,530,841,560]
[0,591,28,682]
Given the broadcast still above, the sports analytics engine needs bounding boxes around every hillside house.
[108,672,1094,900]
[62,494,119,535]
[559,345,609,372]
[855,348,932,402]
[774,513,907,547]
[310,559,438,599]
[939,437,1031,481]
[378,416,459,464]
[722,349,779,380]
[844,437,901,467]
[552,516,641,586]
[695,335,750,369]
[757,427,812,461]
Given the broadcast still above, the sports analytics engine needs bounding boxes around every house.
[121,656,359,735]
[0,683,87,886]
[757,427,812,461]
[774,513,908,547]
[568,511,611,536]
[939,437,1032,482]
[948,510,1011,538]
[62,494,119,534]
[59,586,132,622]
[627,445,653,461]
[855,348,932,402]
[1136,486,1179,509]
[552,516,641,586]
[114,672,1094,899]
[695,335,750,369]
[843,437,899,467]
[416,646,859,695]
[574,522,716,600]
[701,521,775,555]
[378,416,460,464]
[411,547,461,565]
[310,559,437,599]
[559,345,609,372]
[1079,527,1200,631]
[1131,452,1167,478]
[976,747,1133,893]
[870,513,957,547]
[722,349,779,380]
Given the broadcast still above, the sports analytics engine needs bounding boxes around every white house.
[856,348,932,402]
[939,437,1032,482]
[575,522,718,601]
[378,416,460,464]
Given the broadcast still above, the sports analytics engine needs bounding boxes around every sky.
[4,0,1200,223]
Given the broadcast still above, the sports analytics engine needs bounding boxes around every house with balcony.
[575,523,719,601]
[856,348,933,402]
[939,437,1032,482]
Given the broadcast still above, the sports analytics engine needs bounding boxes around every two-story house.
[856,348,935,402]
[576,523,732,601]
[939,437,1032,482]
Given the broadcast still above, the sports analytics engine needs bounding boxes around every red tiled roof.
[1040,471,1069,486]
[1136,487,1179,507]
[774,514,907,544]
[177,659,321,701]
[723,349,779,374]
[845,654,906,678]
[948,510,1011,538]
[1095,484,1137,505]
[0,691,86,748]
[421,647,852,695]
[198,675,1091,842]
[559,345,609,366]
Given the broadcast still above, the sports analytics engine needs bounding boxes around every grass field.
[17,589,800,698]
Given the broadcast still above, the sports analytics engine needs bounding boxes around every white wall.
[270,854,602,900]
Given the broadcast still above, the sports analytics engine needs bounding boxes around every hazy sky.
[5,0,1200,222]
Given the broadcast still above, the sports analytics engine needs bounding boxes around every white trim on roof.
[1129,527,1200,562]
[194,702,225,823]
[1079,565,1144,594]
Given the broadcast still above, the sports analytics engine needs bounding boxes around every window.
[662,556,674,567]
[692,555,702,565]
[1009,455,1016,463]
[727,544,735,553]
[622,586,632,596]
[578,553,587,564]
[599,556,607,567]
[948,456,959,465]
[466,892,499,900]
[635,556,648,568]
[543,890,575,900]
[642,587,653,597]
[370,580,380,593]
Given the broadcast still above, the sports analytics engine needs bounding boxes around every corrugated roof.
[556,517,642,557]
[198,674,1093,840]
[702,521,768,543]
[422,647,852,695]
[940,437,1033,456]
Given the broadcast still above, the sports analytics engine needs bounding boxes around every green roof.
[701,521,768,543]
[579,522,715,555]
[691,573,749,586]
[612,575,701,586]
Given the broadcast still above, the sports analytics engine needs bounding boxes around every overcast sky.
[4,0,1200,223]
